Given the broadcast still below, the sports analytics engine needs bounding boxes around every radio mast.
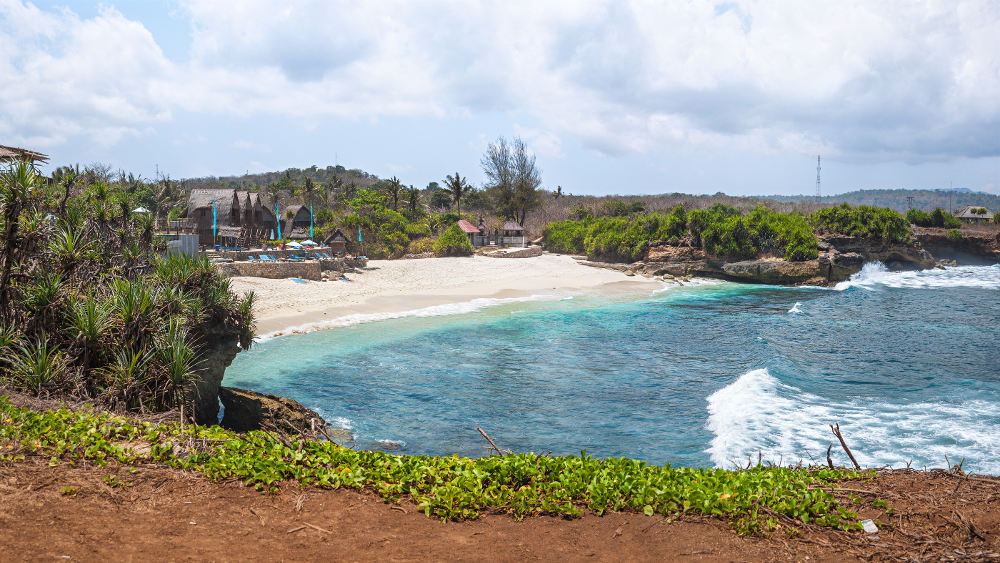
[815,155,822,199]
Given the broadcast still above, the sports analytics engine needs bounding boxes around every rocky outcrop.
[219,386,351,442]
[482,246,543,258]
[190,336,241,425]
[913,228,1000,265]
[588,233,951,286]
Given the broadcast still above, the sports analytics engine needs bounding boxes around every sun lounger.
[247,256,257,262]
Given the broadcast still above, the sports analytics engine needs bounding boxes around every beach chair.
[258,255,270,261]
[247,256,257,262]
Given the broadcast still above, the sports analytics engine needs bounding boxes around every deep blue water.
[226,263,1000,473]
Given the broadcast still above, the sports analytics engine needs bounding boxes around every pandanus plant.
[10,337,66,396]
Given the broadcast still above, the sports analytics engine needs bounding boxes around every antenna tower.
[815,155,822,199]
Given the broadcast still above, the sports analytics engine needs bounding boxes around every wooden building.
[282,205,313,240]
[180,188,277,247]
[323,229,350,255]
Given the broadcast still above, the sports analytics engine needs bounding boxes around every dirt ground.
[1,459,998,562]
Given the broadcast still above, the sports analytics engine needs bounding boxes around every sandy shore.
[229,253,661,336]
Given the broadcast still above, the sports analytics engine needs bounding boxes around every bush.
[906,209,932,226]
[812,204,909,242]
[406,237,435,254]
[433,224,474,257]
[543,220,587,254]
[946,229,963,240]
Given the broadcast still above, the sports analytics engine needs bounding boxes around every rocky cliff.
[585,231,991,286]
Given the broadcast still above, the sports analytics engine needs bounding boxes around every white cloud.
[2,0,998,162]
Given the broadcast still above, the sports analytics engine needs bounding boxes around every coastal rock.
[721,258,826,285]
[190,336,241,425]
[219,386,350,441]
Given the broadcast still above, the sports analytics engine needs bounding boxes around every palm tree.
[407,186,420,217]
[443,172,470,217]
[386,176,403,211]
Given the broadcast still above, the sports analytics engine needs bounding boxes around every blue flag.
[310,205,314,239]
[358,227,362,242]
[212,199,217,239]
[275,204,279,238]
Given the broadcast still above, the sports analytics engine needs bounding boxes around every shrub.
[433,224,474,257]
[946,229,963,240]
[406,237,435,254]
[906,209,932,226]
[543,220,587,254]
[812,204,909,242]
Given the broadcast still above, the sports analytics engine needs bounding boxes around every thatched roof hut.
[0,145,49,164]
[183,189,239,223]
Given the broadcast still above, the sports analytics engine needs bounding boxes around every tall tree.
[443,172,470,216]
[481,136,542,225]
[386,176,403,211]
[407,186,420,217]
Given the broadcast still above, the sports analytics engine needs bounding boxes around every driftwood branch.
[830,423,861,471]
[826,444,834,469]
[476,427,510,456]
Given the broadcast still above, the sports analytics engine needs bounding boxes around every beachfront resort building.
[281,205,314,240]
[181,189,279,247]
[954,206,994,225]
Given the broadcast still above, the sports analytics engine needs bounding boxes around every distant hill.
[179,164,381,192]
[765,189,1000,213]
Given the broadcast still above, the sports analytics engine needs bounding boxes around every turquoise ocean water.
[226,263,1000,473]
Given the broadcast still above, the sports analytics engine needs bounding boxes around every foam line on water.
[788,302,803,314]
[255,294,564,341]
[834,262,1000,291]
[705,368,1000,474]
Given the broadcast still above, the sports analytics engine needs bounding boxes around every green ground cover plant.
[0,397,871,536]
[906,208,962,229]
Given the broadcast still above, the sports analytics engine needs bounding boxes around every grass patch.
[0,396,869,535]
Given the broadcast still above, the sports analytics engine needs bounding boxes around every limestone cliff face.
[190,333,241,425]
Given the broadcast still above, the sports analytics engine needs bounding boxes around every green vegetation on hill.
[811,204,910,242]
[905,208,962,229]
[0,398,873,535]
[0,161,253,412]
[544,203,819,263]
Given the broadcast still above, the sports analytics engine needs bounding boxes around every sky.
[2,1,999,196]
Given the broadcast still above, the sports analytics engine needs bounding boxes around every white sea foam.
[256,294,563,341]
[705,368,1000,474]
[833,262,1000,291]
[651,277,723,295]
[787,302,803,314]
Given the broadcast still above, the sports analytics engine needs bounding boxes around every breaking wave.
[834,262,1000,291]
[705,368,1000,474]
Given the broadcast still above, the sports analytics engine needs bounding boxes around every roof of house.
[187,189,238,222]
[324,229,349,243]
[501,220,524,231]
[457,219,480,234]
[215,225,243,237]
[955,206,994,220]
[284,204,310,221]
[286,227,311,240]
[0,145,49,163]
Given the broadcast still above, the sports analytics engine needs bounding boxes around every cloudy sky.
[2,0,998,195]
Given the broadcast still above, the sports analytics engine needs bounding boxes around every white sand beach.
[229,253,660,336]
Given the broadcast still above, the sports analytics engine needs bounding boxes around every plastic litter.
[861,519,879,534]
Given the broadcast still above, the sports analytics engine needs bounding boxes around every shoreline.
[229,254,662,336]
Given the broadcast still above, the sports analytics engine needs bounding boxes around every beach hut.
[323,229,350,254]
[457,219,481,246]
[954,206,994,225]
[500,220,526,247]
[282,205,313,240]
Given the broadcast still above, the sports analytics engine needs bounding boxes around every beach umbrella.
[287,241,303,248]
[302,239,317,246]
